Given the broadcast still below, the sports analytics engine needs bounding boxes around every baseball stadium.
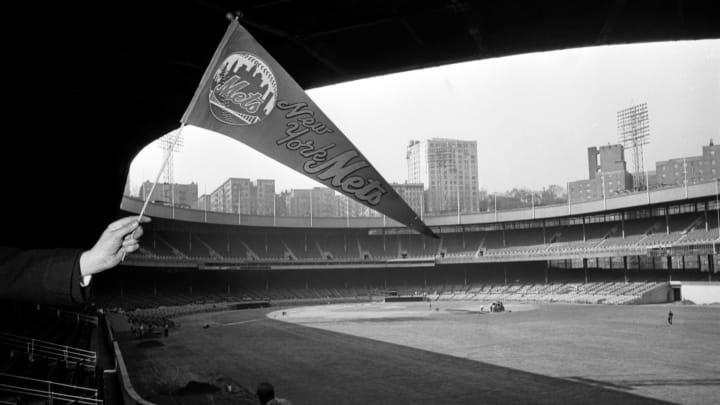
[90,180,720,404]
[11,177,713,404]
[1,2,719,405]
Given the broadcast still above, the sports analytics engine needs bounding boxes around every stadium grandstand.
[92,180,719,311]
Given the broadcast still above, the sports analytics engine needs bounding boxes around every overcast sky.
[128,39,719,196]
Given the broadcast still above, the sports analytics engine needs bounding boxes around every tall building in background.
[569,144,632,202]
[194,194,211,211]
[336,195,381,218]
[211,178,252,214]
[655,141,720,187]
[208,178,275,215]
[254,179,276,216]
[140,181,198,208]
[285,189,310,217]
[285,188,338,217]
[275,191,290,217]
[407,140,427,185]
[407,138,479,214]
[392,183,424,216]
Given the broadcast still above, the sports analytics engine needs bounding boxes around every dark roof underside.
[2,0,718,248]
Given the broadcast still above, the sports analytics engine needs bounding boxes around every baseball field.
[116,301,720,404]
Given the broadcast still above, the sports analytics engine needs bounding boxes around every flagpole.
[171,181,175,219]
[714,178,719,271]
[531,191,535,219]
[494,192,497,222]
[683,157,688,199]
[138,125,185,222]
[457,187,461,225]
[567,182,571,215]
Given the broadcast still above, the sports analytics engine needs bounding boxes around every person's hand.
[79,216,151,277]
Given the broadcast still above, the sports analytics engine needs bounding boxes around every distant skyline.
[128,39,719,197]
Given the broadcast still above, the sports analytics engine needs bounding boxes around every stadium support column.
[188,271,193,297]
[667,256,672,282]
[623,256,628,283]
[697,254,702,280]
[544,261,549,284]
[709,254,714,282]
[503,263,508,285]
[583,258,588,284]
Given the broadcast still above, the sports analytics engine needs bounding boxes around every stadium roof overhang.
[3,0,718,248]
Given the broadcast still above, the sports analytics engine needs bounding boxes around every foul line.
[224,319,263,326]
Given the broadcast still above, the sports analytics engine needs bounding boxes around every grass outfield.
[116,302,720,404]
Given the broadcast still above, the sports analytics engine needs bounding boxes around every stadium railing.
[0,372,101,405]
[0,333,96,368]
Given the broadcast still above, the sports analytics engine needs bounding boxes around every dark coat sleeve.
[0,247,89,307]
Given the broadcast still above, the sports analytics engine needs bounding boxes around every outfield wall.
[681,282,720,304]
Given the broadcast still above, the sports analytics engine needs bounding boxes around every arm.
[0,247,86,306]
[0,216,150,307]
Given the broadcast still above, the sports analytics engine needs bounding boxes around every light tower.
[158,130,184,205]
[617,102,650,190]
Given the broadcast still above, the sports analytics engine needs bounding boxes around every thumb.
[108,221,139,239]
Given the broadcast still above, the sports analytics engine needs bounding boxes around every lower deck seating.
[0,304,99,404]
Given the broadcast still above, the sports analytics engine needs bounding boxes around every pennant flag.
[182,19,437,238]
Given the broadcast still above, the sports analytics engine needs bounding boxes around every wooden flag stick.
[122,125,185,263]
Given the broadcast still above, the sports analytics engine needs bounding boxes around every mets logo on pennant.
[209,53,278,126]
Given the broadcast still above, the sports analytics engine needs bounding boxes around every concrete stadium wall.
[633,283,672,304]
[120,181,718,229]
[681,282,720,304]
[102,315,155,405]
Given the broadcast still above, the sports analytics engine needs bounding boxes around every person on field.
[668,310,673,325]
